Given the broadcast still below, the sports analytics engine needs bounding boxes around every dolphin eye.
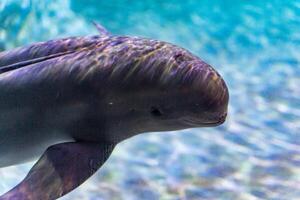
[150,106,163,117]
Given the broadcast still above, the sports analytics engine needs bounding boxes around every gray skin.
[0,25,228,199]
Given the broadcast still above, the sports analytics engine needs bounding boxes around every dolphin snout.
[192,62,229,125]
[206,68,229,124]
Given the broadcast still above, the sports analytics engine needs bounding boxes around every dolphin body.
[0,24,229,199]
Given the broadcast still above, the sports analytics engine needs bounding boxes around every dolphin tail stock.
[0,35,100,73]
[92,21,111,36]
[0,142,115,200]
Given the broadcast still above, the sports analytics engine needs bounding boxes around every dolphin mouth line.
[181,113,227,126]
[184,120,224,126]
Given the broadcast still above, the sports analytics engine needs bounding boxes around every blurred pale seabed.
[0,0,300,199]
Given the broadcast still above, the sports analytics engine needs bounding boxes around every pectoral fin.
[0,142,115,200]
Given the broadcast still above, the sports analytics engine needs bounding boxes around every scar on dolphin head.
[0,22,229,199]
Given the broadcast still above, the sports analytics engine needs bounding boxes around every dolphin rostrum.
[0,23,229,199]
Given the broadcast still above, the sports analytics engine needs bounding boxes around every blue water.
[0,0,300,199]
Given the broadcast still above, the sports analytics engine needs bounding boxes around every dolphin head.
[98,37,229,136]
[137,44,229,132]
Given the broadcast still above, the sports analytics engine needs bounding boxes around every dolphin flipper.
[0,142,115,200]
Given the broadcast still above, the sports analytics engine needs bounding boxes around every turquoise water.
[0,0,300,199]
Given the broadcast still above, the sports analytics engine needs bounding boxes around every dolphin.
[0,23,229,200]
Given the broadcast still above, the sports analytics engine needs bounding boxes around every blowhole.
[174,53,185,64]
[150,106,162,117]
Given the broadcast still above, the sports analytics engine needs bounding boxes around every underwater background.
[0,0,299,199]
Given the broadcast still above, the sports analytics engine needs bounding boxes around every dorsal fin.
[0,36,101,74]
[92,21,111,36]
